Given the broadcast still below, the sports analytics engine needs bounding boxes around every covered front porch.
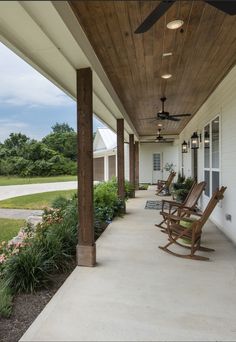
[21,187,236,341]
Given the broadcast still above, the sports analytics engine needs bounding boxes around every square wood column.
[76,68,96,267]
[117,119,125,212]
[135,142,139,190]
[129,134,135,198]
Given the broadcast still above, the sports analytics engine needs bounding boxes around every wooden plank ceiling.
[70,1,236,137]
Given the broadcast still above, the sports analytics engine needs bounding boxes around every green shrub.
[94,180,124,222]
[51,196,70,209]
[0,280,13,318]
[173,176,195,202]
[0,179,129,300]
[139,183,149,190]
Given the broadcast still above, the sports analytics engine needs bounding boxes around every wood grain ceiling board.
[70,1,236,136]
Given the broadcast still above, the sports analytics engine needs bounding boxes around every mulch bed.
[0,262,76,342]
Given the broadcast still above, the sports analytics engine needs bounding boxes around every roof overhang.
[0,1,139,141]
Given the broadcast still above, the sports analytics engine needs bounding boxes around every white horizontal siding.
[179,64,236,244]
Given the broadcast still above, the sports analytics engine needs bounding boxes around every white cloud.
[0,119,30,142]
[0,43,73,107]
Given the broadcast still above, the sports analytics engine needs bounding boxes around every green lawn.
[0,190,77,210]
[0,218,25,243]
[0,175,77,186]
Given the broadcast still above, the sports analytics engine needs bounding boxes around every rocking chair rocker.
[156,181,206,231]
[159,186,227,261]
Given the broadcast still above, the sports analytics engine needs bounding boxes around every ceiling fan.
[143,97,191,122]
[135,1,236,34]
[143,128,174,143]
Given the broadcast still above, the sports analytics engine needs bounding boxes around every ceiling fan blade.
[134,0,176,34]
[205,1,236,15]
[170,113,192,117]
[167,117,180,122]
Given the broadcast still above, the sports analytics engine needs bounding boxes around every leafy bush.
[0,179,130,301]
[139,183,149,190]
[51,196,70,209]
[173,176,195,202]
[94,180,124,222]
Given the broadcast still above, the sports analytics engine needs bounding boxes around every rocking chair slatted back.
[184,181,206,209]
[165,171,176,189]
[200,186,227,226]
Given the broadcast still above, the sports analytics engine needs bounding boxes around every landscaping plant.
[0,179,132,317]
[172,174,195,202]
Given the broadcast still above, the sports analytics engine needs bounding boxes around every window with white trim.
[153,153,161,171]
[204,116,220,197]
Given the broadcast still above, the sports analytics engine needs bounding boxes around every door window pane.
[204,170,210,197]
[153,154,161,171]
[212,117,219,168]
[204,124,210,168]
[212,171,219,193]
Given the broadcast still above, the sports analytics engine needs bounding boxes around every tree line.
[0,123,77,177]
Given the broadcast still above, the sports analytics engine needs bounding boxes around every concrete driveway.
[0,181,77,201]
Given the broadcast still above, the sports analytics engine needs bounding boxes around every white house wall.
[139,143,179,184]
[179,65,236,244]
[93,143,129,182]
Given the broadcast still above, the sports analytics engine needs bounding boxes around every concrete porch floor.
[21,187,236,341]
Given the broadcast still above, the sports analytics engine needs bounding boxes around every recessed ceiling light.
[161,74,172,79]
[167,19,184,30]
[157,123,163,127]
[163,52,172,57]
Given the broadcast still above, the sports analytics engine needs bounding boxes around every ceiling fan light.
[161,74,172,79]
[167,19,184,30]
[163,52,172,57]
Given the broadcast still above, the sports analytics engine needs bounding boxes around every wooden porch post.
[135,142,139,190]
[117,119,125,212]
[76,67,96,267]
[129,134,135,198]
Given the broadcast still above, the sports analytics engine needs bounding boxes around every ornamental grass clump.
[0,280,13,318]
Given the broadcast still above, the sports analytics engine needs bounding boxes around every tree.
[0,122,77,177]
[43,130,77,161]
[51,122,74,134]
[4,133,29,157]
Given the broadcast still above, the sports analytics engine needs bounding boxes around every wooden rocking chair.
[156,171,176,196]
[156,181,206,230]
[159,186,227,261]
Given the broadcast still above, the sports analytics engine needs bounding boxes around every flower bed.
[0,179,131,319]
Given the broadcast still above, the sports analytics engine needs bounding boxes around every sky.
[0,42,105,143]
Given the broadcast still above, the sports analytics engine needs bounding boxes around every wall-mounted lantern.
[204,131,210,148]
[182,140,188,153]
[191,132,199,149]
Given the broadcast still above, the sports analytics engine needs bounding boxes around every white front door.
[152,153,163,184]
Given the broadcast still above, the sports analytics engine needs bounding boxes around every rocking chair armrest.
[162,213,183,221]
[180,207,203,217]
[164,212,202,224]
[157,180,166,184]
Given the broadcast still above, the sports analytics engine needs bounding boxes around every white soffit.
[0,1,138,141]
